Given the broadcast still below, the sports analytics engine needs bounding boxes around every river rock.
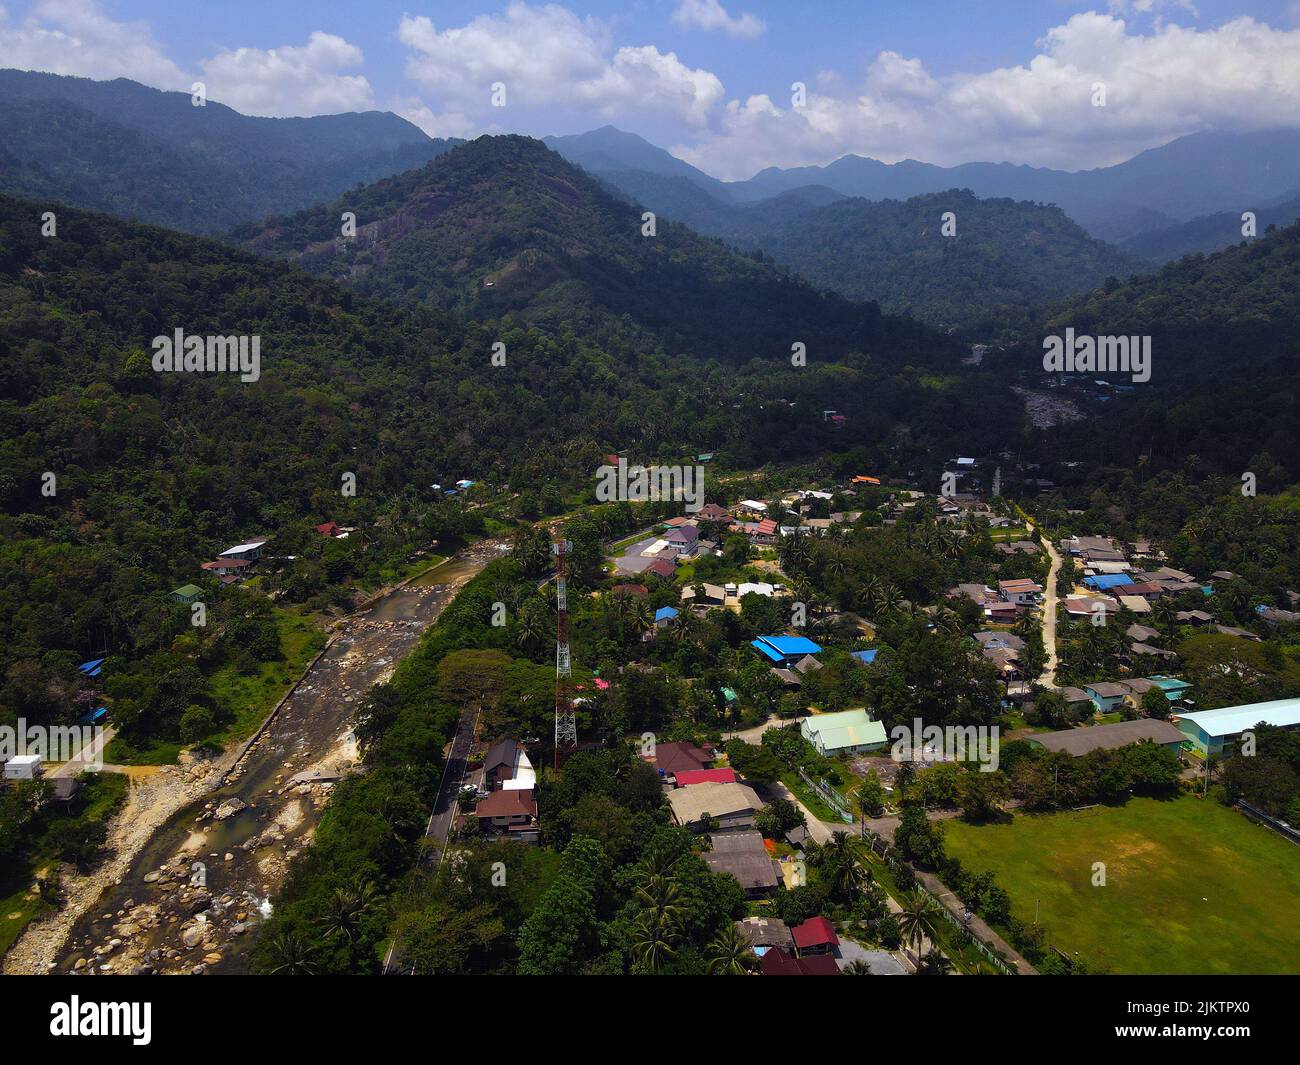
[214,798,248,821]
[181,926,206,949]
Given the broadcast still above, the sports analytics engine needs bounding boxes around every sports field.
[942,795,1300,974]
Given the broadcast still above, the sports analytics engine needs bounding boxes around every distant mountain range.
[547,125,1300,252]
[0,70,459,233]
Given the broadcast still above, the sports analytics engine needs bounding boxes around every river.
[46,539,506,976]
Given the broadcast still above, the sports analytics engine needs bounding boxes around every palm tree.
[841,959,874,975]
[705,922,754,974]
[917,948,953,975]
[627,596,654,639]
[874,582,903,619]
[514,598,550,653]
[262,930,319,975]
[630,909,680,973]
[897,891,944,960]
[317,882,378,944]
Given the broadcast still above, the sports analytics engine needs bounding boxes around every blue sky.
[3,1,1299,177]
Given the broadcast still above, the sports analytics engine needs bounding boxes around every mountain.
[0,70,459,233]
[544,125,732,201]
[717,129,1300,241]
[235,134,947,362]
[1120,193,1300,263]
[590,169,1140,328]
[1003,219,1300,483]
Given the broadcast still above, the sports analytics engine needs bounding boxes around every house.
[674,768,737,787]
[664,525,700,550]
[1175,610,1214,625]
[1029,719,1186,757]
[649,740,713,779]
[1150,675,1193,703]
[760,948,841,975]
[680,582,726,608]
[771,667,802,688]
[791,916,840,957]
[1126,623,1162,644]
[850,475,881,486]
[735,581,776,599]
[850,649,878,666]
[1130,642,1177,660]
[1216,625,1262,641]
[1064,597,1115,620]
[314,521,344,538]
[201,558,252,578]
[999,579,1042,605]
[750,636,822,665]
[1056,687,1094,713]
[1173,697,1300,757]
[218,538,269,561]
[984,600,1019,623]
[666,781,763,832]
[172,584,204,604]
[474,789,539,842]
[1118,594,1153,614]
[645,559,677,581]
[654,606,679,629]
[736,916,796,954]
[696,503,731,522]
[791,654,822,676]
[996,540,1041,555]
[975,631,1025,653]
[483,738,535,792]
[1084,682,1130,713]
[734,499,769,518]
[3,755,43,780]
[703,831,781,896]
[801,709,888,756]
[1083,574,1131,593]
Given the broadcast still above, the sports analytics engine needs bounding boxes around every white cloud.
[397,2,723,129]
[0,0,187,87]
[200,31,374,117]
[671,0,765,39]
[675,13,1300,179]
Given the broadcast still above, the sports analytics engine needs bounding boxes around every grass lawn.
[943,795,1300,974]
[206,611,326,747]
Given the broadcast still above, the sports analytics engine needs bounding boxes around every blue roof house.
[750,636,823,664]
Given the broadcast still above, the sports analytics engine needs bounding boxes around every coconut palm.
[897,891,944,959]
[262,931,319,975]
[630,908,680,973]
[317,881,378,944]
[705,922,754,974]
[917,948,954,975]
[841,959,875,975]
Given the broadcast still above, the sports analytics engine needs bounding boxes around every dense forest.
[235,135,950,362]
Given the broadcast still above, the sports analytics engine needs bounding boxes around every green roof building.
[800,709,888,755]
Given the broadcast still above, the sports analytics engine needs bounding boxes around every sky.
[3,0,1300,178]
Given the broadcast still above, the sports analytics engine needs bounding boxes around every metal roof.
[1174,697,1300,738]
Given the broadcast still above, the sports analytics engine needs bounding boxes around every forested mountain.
[545,125,732,201]
[235,134,943,361]
[0,70,458,234]
[0,190,1025,750]
[1120,194,1300,264]
[1001,220,1300,485]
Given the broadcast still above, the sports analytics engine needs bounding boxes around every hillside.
[1121,195,1300,264]
[591,170,1140,329]
[0,70,458,233]
[235,134,943,361]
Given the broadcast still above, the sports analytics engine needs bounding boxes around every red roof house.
[760,948,841,975]
[673,768,737,787]
[314,521,343,537]
[646,559,677,580]
[792,916,840,955]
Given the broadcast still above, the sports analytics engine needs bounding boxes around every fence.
[797,765,854,822]
[1236,800,1300,846]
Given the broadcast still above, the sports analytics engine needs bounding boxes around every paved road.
[48,726,117,778]
[1025,517,1062,687]
[422,703,482,858]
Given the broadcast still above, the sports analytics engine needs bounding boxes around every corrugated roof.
[1032,719,1185,756]
[801,709,887,751]
[1174,697,1300,737]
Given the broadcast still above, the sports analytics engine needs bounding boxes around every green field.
[943,796,1300,974]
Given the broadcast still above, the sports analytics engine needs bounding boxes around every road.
[1025,517,1062,687]
[48,726,117,778]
